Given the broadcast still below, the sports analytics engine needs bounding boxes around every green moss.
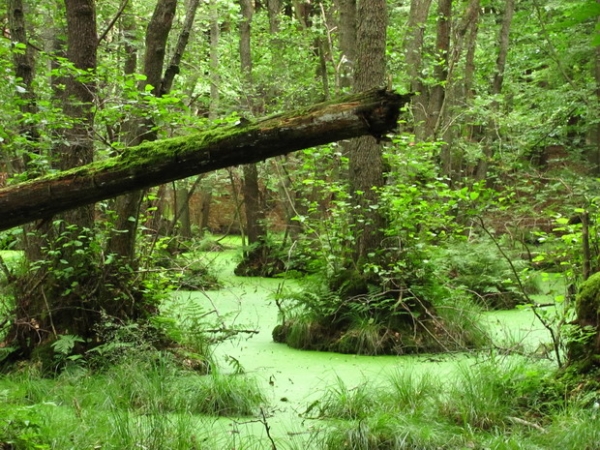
[576,272,600,324]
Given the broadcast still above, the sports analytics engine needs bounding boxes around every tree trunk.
[106,0,184,261]
[209,0,220,118]
[348,0,387,266]
[8,0,39,159]
[199,184,212,236]
[54,0,97,263]
[175,187,192,238]
[334,0,356,89]
[7,0,45,263]
[161,0,200,96]
[592,3,600,175]
[424,0,451,139]
[475,0,514,180]
[7,0,98,360]
[266,0,282,33]
[236,0,272,275]
[0,89,408,232]
[405,0,433,141]
[440,0,480,180]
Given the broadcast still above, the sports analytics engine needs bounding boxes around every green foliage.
[437,239,540,309]
[0,403,50,450]
[315,356,589,450]
[0,350,267,449]
[311,378,377,421]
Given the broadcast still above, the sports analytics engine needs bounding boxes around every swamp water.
[166,248,556,447]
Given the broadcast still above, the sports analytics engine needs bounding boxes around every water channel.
[166,247,555,447]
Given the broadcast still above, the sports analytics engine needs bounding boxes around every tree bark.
[161,0,200,95]
[475,0,514,180]
[56,0,97,239]
[425,0,451,138]
[266,0,282,33]
[593,2,600,174]
[7,0,98,359]
[348,0,387,266]
[440,0,480,180]
[8,0,39,154]
[0,89,408,232]
[405,0,433,141]
[236,0,271,275]
[7,0,45,263]
[143,0,177,98]
[334,0,356,89]
[105,0,142,260]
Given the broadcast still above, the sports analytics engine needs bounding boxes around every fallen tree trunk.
[0,88,408,232]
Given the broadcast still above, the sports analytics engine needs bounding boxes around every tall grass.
[0,351,267,449]
[313,355,597,450]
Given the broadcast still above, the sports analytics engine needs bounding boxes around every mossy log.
[0,88,409,232]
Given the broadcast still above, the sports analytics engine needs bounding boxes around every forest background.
[1,0,600,448]
[0,0,599,379]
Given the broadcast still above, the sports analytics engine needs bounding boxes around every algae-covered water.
[166,246,555,445]
[0,245,561,447]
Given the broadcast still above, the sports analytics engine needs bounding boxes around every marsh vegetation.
[2,238,600,449]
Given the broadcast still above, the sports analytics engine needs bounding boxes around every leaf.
[51,335,85,355]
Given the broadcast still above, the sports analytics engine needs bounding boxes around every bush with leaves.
[436,239,541,309]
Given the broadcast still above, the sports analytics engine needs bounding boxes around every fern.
[51,334,85,356]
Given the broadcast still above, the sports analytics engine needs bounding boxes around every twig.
[260,407,277,450]
[234,409,277,449]
[98,0,130,44]
[41,286,58,339]
[478,216,563,367]
[0,254,13,282]
[507,416,547,433]
[204,327,259,335]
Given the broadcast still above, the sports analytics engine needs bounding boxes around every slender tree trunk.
[405,0,433,141]
[464,0,480,125]
[55,0,97,251]
[334,0,356,89]
[236,0,271,275]
[7,0,46,262]
[209,0,220,118]
[475,0,514,180]
[161,0,199,95]
[106,0,186,260]
[8,0,39,159]
[267,0,281,32]
[440,0,480,180]
[176,188,192,238]
[348,0,387,266]
[107,0,142,259]
[592,3,600,174]
[199,184,212,236]
[425,0,451,139]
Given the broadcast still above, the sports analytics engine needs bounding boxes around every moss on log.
[0,88,408,232]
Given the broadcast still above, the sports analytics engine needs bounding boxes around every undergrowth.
[0,350,267,449]
[313,355,600,450]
